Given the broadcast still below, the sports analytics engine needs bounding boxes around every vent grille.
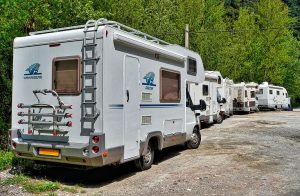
[142,116,152,125]
[142,92,152,102]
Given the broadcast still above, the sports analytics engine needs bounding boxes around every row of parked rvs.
[9,19,291,171]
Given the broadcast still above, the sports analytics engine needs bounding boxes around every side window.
[277,91,280,95]
[251,91,255,98]
[218,76,222,84]
[203,85,209,96]
[259,89,263,94]
[53,56,81,94]
[187,58,197,76]
[160,69,181,102]
[269,90,273,94]
[245,90,248,97]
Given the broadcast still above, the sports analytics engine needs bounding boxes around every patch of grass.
[48,192,58,196]
[1,174,60,193]
[0,151,14,171]
[62,186,78,193]
[80,189,87,194]
[1,174,29,185]
[24,181,60,193]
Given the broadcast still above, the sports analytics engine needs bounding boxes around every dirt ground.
[0,111,299,196]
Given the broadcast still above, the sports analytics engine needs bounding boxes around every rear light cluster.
[92,136,100,154]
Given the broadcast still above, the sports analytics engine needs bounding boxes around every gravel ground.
[0,111,299,196]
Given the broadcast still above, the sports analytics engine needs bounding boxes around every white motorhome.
[233,82,259,113]
[256,82,291,110]
[9,19,205,170]
[222,78,234,117]
[189,71,225,124]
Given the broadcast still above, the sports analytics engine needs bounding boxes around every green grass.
[1,174,60,193]
[62,186,78,193]
[0,151,14,171]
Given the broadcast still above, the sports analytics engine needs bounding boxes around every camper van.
[9,19,205,170]
[189,71,225,124]
[222,78,234,117]
[233,82,259,113]
[256,82,291,110]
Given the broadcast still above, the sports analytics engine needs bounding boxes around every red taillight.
[92,136,100,144]
[92,146,99,154]
[28,130,33,134]
[66,121,72,127]
[12,142,16,149]
[65,113,72,118]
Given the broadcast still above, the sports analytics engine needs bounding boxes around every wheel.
[216,114,223,124]
[186,127,201,149]
[134,144,154,171]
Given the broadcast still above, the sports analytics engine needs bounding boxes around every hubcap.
[143,146,152,164]
[191,132,199,145]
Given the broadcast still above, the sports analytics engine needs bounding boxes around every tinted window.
[269,90,273,94]
[203,85,209,96]
[160,69,181,102]
[187,58,197,76]
[53,56,81,94]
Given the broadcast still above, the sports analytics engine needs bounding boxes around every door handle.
[126,90,129,102]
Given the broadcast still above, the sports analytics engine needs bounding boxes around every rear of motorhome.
[189,71,225,124]
[256,82,291,110]
[233,82,259,113]
[222,78,234,117]
[9,19,205,170]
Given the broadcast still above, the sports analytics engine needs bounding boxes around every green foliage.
[0,151,13,171]
[0,0,299,150]
[1,174,60,193]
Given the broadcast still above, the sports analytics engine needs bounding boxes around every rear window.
[53,56,81,94]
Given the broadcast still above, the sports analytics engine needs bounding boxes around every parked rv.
[222,78,234,117]
[9,19,205,170]
[189,71,225,124]
[233,82,259,113]
[256,82,291,110]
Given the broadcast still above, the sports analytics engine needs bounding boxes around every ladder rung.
[83,57,99,61]
[82,73,97,76]
[84,43,97,47]
[83,87,97,90]
[84,29,98,33]
[83,101,96,104]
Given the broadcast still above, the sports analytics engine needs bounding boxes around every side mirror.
[222,98,227,103]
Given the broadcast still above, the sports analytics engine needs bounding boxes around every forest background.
[0,0,299,149]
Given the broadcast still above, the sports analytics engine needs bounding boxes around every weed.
[0,151,13,171]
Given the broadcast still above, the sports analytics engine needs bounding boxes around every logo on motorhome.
[24,63,42,79]
[142,72,156,90]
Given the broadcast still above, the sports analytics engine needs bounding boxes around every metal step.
[84,43,97,47]
[82,57,99,61]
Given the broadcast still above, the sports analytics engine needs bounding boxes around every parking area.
[1,111,300,195]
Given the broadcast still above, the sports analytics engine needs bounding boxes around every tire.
[134,144,154,171]
[216,114,223,124]
[186,127,201,149]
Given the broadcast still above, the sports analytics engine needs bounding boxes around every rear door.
[123,56,140,160]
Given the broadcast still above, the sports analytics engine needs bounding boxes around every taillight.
[66,121,72,127]
[92,136,100,144]
[12,142,16,149]
[92,146,99,154]
[28,130,33,134]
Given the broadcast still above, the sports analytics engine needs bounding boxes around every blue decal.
[24,63,42,79]
[142,72,156,90]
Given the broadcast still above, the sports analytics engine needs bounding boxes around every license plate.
[38,148,60,157]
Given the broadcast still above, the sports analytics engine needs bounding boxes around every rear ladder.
[81,20,102,134]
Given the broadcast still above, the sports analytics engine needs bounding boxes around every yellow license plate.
[38,148,60,157]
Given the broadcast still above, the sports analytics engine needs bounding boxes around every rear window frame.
[52,56,82,95]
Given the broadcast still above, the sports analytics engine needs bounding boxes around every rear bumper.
[10,129,123,167]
